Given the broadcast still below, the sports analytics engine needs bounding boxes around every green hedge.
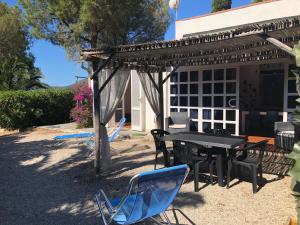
[0,89,74,130]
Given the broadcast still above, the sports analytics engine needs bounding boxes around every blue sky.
[4,0,253,86]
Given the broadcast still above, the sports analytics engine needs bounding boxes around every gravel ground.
[0,128,296,225]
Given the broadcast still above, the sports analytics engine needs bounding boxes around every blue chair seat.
[95,165,189,225]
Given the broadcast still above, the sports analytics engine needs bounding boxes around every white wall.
[176,0,300,39]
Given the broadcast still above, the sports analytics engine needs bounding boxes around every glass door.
[200,68,239,135]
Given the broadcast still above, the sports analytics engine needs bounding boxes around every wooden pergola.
[80,16,300,172]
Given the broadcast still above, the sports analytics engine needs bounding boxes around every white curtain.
[98,68,130,168]
[137,71,161,128]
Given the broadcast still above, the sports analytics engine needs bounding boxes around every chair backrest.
[248,111,260,121]
[172,140,199,166]
[170,112,188,124]
[243,140,268,164]
[274,121,294,132]
[150,129,169,153]
[265,111,279,122]
[113,165,189,224]
[109,117,126,142]
[205,128,231,137]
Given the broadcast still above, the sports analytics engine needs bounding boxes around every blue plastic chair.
[95,164,189,225]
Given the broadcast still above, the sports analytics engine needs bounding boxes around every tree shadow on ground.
[0,131,202,225]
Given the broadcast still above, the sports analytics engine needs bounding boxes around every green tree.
[252,0,263,3]
[0,3,45,90]
[212,0,232,13]
[289,41,300,223]
[20,0,171,172]
[20,0,171,59]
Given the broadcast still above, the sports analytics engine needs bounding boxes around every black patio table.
[162,132,246,186]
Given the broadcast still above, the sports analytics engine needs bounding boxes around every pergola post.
[92,61,101,174]
[158,70,164,130]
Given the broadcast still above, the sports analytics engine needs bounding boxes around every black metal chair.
[150,129,173,169]
[204,128,232,183]
[263,111,279,137]
[172,140,213,192]
[247,111,261,135]
[226,140,268,193]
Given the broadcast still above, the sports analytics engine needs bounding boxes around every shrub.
[0,89,74,130]
[70,84,93,128]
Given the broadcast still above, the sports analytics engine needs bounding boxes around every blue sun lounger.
[53,117,126,143]
[95,164,189,225]
[53,132,95,140]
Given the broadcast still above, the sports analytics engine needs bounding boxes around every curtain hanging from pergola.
[98,69,130,167]
[137,71,161,129]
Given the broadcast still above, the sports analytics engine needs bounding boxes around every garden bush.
[0,89,74,130]
[70,84,93,128]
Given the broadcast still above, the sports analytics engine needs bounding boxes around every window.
[201,68,238,135]
[287,64,297,111]
[170,70,200,131]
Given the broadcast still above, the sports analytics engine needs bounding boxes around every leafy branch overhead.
[20,0,171,59]
[0,3,45,90]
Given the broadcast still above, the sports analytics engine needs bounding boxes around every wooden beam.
[90,53,114,80]
[258,34,295,57]
[162,65,181,84]
[146,71,159,91]
[158,71,164,130]
[97,66,121,96]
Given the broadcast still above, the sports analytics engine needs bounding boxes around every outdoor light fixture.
[169,0,180,19]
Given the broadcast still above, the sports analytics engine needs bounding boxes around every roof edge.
[176,0,280,22]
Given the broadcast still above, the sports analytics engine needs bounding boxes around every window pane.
[214,110,223,120]
[214,123,223,129]
[190,84,198,94]
[170,97,178,106]
[203,109,211,120]
[214,96,223,107]
[203,70,212,81]
[226,124,236,134]
[288,96,297,109]
[190,96,198,107]
[180,72,188,82]
[288,80,296,93]
[170,84,178,94]
[171,72,178,82]
[226,68,236,80]
[226,97,237,108]
[203,96,212,107]
[190,109,198,119]
[289,64,296,77]
[179,108,188,112]
[170,108,178,112]
[214,69,224,80]
[203,83,212,94]
[203,122,211,132]
[226,82,236,94]
[226,110,236,121]
[180,96,188,106]
[214,83,224,94]
[190,121,198,132]
[190,71,199,81]
[180,84,188,94]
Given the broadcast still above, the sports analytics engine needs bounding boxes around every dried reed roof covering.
[81,17,300,70]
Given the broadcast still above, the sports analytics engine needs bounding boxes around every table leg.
[216,153,225,187]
